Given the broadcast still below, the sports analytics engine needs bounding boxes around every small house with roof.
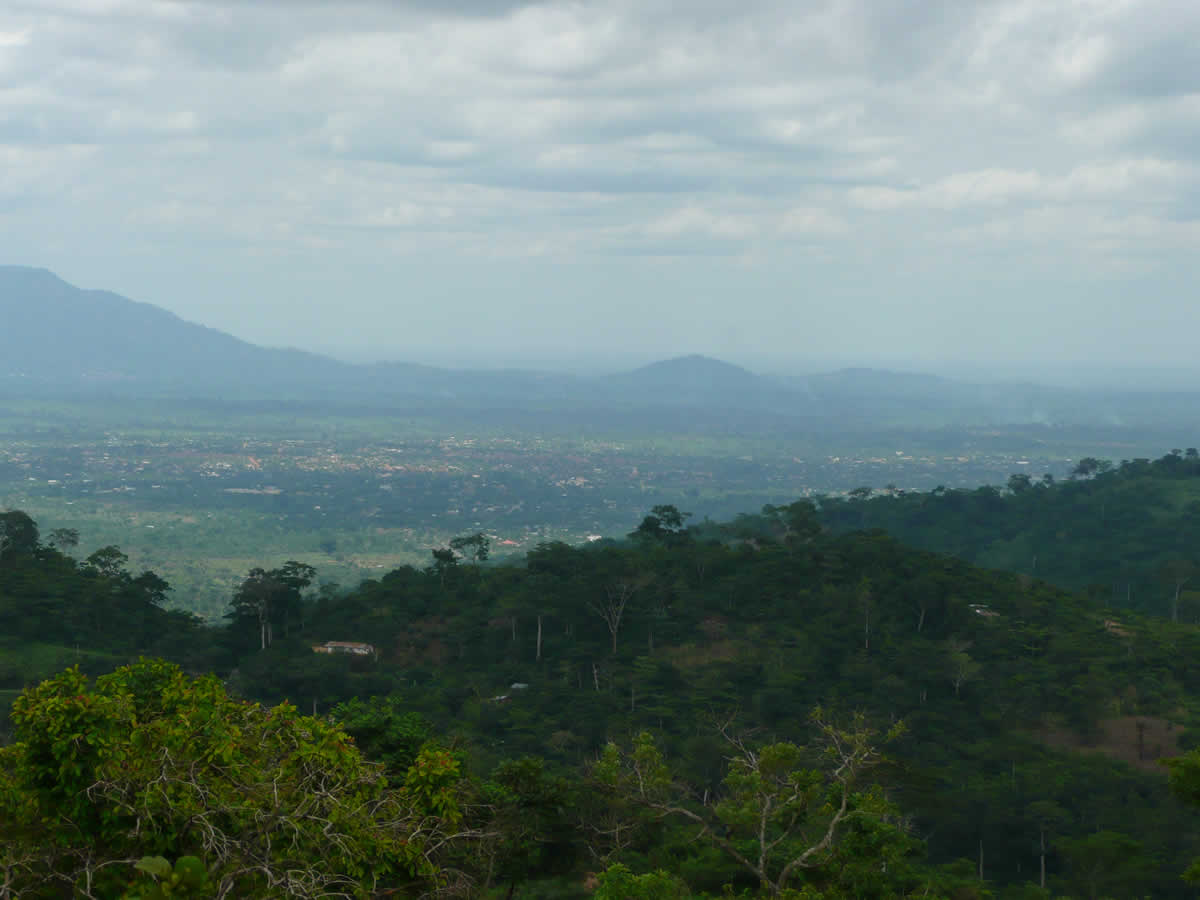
[312,640,376,657]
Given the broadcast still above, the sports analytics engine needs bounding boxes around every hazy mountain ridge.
[0,267,351,388]
[3,266,1197,429]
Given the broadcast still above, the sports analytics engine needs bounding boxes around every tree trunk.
[536,614,543,661]
[1040,828,1046,889]
[511,615,517,643]
[917,606,926,633]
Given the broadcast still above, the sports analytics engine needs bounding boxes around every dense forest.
[819,450,1200,620]
[5,488,1200,897]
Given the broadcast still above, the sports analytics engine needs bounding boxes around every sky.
[1,0,1198,375]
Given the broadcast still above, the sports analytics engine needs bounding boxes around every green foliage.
[593,863,690,899]
[1167,749,1200,884]
[122,856,210,899]
[0,659,463,897]
[475,755,579,892]
[449,531,491,563]
[1054,831,1156,900]
[0,517,205,658]
[631,505,693,544]
[225,560,316,651]
[6,500,1200,896]
[331,694,432,774]
[597,712,912,896]
[820,451,1200,620]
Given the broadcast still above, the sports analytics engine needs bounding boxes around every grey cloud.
[1085,4,1200,100]
[1,0,1198,368]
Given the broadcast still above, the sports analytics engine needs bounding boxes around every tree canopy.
[0,659,468,898]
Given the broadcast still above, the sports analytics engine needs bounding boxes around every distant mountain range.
[3,265,1199,432]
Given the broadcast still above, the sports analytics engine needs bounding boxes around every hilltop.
[0,266,350,388]
[8,267,1200,432]
[820,450,1200,618]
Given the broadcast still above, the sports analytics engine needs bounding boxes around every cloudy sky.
[1,0,1198,374]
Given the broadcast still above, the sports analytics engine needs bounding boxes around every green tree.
[226,561,315,650]
[0,509,39,563]
[449,531,490,564]
[596,709,905,896]
[631,504,692,543]
[1056,830,1155,900]
[592,863,690,899]
[763,500,823,547]
[331,694,432,775]
[47,527,80,554]
[85,545,130,578]
[476,756,578,895]
[0,659,467,897]
[121,856,210,899]
[1160,557,1195,623]
[1167,749,1200,883]
[1007,473,1033,494]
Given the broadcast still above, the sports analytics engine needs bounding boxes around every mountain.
[0,266,356,389]
[619,354,761,390]
[600,353,808,416]
[6,266,1200,432]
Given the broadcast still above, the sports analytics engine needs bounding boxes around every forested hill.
[7,502,1200,896]
[0,512,214,682]
[819,450,1200,619]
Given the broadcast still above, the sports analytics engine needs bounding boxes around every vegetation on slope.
[820,449,1200,619]
[7,499,1200,896]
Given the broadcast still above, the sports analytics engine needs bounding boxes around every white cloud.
[0,28,31,47]
[779,206,848,236]
[1,0,1198,365]
[644,206,757,239]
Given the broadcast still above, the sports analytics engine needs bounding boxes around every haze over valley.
[3,267,1196,618]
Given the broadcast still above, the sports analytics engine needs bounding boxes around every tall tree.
[449,532,490,564]
[595,709,906,897]
[0,509,39,564]
[227,561,316,650]
[1161,558,1195,623]
[590,578,638,655]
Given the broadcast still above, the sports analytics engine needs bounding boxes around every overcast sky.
[1,0,1198,373]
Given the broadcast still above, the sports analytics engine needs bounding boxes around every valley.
[0,394,1168,618]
